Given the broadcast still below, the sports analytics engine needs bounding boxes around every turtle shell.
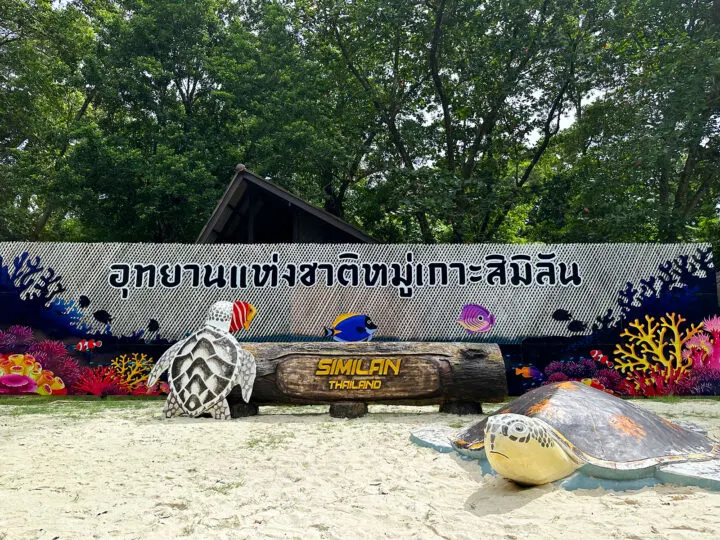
[168,325,241,416]
[454,381,720,470]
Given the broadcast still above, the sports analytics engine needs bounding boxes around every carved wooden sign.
[276,356,441,400]
[230,342,508,407]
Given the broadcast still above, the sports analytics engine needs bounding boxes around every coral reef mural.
[0,243,717,397]
[612,314,720,397]
[0,325,79,393]
[0,325,167,396]
[517,312,720,397]
[72,360,168,397]
[511,247,718,396]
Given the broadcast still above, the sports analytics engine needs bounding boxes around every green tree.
[301,0,609,242]
[0,0,96,240]
[66,0,254,241]
[529,0,720,245]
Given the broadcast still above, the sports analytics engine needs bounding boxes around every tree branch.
[517,77,569,188]
[429,0,455,170]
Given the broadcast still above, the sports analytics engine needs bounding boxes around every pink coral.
[0,374,38,394]
[701,315,720,370]
[0,331,18,350]
[703,315,720,334]
[0,353,67,395]
[684,333,713,367]
[547,372,569,382]
[28,340,69,359]
[544,361,565,375]
[0,326,33,351]
[7,326,32,343]
[595,368,621,391]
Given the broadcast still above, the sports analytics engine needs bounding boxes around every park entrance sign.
[0,242,717,400]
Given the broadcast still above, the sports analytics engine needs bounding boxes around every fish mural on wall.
[515,365,542,379]
[457,304,496,334]
[0,243,718,397]
[323,314,378,342]
[75,339,102,351]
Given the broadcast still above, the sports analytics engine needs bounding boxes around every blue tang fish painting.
[323,313,378,342]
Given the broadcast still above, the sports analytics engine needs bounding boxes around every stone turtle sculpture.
[412,381,720,490]
[148,301,256,420]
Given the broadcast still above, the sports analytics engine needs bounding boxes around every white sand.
[1,399,719,539]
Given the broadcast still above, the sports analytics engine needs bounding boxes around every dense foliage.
[1,0,719,247]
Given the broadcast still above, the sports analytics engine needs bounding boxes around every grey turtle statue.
[148,301,256,420]
[412,381,720,491]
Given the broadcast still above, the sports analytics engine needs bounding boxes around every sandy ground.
[0,399,720,540]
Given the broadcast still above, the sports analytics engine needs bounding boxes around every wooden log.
[226,342,507,410]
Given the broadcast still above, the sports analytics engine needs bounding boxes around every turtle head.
[484,413,580,486]
[205,301,235,332]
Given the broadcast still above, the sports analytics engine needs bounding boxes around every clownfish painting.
[75,339,102,351]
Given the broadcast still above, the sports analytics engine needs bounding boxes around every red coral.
[616,364,691,397]
[73,366,125,396]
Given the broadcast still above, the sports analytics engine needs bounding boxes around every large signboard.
[0,242,717,397]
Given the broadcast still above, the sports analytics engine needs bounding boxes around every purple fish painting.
[457,304,496,333]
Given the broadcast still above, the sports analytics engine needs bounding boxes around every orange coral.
[111,353,154,391]
[613,313,703,382]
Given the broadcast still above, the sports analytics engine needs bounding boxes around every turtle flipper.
[209,399,232,420]
[163,392,184,419]
[148,340,183,387]
[235,348,257,403]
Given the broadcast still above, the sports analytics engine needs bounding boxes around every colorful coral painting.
[0,325,166,396]
[0,243,717,397]
[0,250,175,395]
[611,314,720,396]
[73,354,168,397]
[510,247,719,396]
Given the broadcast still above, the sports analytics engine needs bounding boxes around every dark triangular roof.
[196,165,375,244]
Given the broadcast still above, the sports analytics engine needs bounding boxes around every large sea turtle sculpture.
[412,381,720,490]
[148,301,256,420]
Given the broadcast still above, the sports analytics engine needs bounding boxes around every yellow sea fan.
[111,353,154,391]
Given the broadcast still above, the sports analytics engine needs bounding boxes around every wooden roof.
[196,165,375,244]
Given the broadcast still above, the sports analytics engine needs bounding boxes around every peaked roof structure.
[196,165,375,244]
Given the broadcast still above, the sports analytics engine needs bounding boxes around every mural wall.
[0,242,717,397]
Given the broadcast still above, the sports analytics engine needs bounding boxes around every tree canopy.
[1,0,719,249]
